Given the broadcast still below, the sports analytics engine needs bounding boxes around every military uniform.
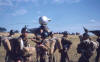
[34,35,43,62]
[48,37,59,62]
[0,30,15,62]
[20,35,30,47]
[19,35,35,62]
[0,35,15,62]
[34,16,51,62]
[0,37,24,62]
[59,37,72,62]
[95,37,100,62]
[77,39,98,62]
[39,38,50,62]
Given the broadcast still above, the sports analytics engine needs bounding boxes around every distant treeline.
[0,27,7,32]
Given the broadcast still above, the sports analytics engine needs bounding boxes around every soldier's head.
[40,25,49,33]
[63,31,68,37]
[83,33,90,40]
[41,32,49,39]
[21,28,28,37]
[9,30,15,36]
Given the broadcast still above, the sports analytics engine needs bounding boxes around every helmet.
[39,16,51,25]
[63,31,68,35]
[10,30,15,35]
[83,33,89,38]
[21,28,28,33]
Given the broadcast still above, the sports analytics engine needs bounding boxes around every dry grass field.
[0,33,98,62]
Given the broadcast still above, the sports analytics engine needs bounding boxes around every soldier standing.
[31,34,43,62]
[32,16,51,62]
[95,36,100,62]
[59,31,72,62]
[20,27,30,47]
[19,27,35,62]
[77,33,98,62]
[48,32,58,62]
[2,30,15,62]
[37,31,50,62]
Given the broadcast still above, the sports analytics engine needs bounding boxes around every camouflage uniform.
[34,38,49,62]
[95,37,100,62]
[77,38,98,62]
[0,37,24,62]
[48,37,61,62]
[20,35,30,47]
[34,35,43,62]
[19,36,34,62]
[34,25,51,62]
[0,34,14,62]
[8,38,24,62]
[59,37,72,62]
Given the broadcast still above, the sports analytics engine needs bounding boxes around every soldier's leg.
[53,53,56,62]
[49,54,55,62]
[23,47,36,62]
[36,48,40,62]
[49,54,52,62]
[40,52,48,62]
[84,53,92,62]
[78,55,84,62]
[60,51,66,62]
[44,53,49,62]
[7,57,14,62]
[40,56,45,62]
[2,38,11,52]
[40,53,45,62]
[95,51,100,62]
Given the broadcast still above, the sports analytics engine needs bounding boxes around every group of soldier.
[0,16,100,62]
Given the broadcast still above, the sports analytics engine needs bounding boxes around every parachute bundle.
[83,27,100,37]
[77,41,94,54]
[89,30,100,37]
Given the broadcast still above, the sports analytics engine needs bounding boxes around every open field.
[0,33,98,62]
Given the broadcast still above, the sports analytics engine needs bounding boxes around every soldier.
[95,36,100,62]
[6,27,33,62]
[7,38,24,62]
[0,30,15,62]
[77,33,98,62]
[9,30,15,37]
[20,27,30,47]
[48,32,57,62]
[19,27,36,62]
[30,16,51,62]
[33,31,51,62]
[31,34,43,62]
[59,31,72,62]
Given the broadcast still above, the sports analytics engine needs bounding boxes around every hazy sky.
[0,0,100,33]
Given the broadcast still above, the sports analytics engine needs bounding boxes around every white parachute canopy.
[39,16,51,25]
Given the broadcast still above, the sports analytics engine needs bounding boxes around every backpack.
[9,38,24,61]
[77,40,94,54]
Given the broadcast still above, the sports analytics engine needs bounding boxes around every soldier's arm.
[65,39,72,50]
[56,38,63,52]
[31,38,41,44]
[41,40,50,51]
